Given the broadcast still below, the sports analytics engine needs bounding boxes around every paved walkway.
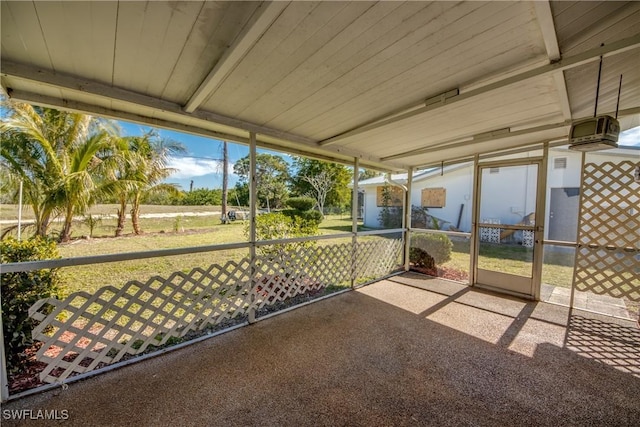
[3,273,639,426]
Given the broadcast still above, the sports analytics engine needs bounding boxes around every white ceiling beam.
[380,122,570,161]
[8,90,252,146]
[533,0,572,121]
[183,1,288,113]
[2,64,408,171]
[1,60,314,145]
[8,89,400,172]
[552,71,572,121]
[319,34,640,146]
[532,0,560,61]
[380,105,640,162]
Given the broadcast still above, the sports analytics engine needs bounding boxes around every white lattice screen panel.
[355,238,403,281]
[28,242,364,383]
[29,260,254,383]
[573,160,640,301]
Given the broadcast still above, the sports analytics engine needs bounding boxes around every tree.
[359,169,381,182]
[128,132,185,234]
[1,101,122,241]
[234,153,290,210]
[290,157,351,213]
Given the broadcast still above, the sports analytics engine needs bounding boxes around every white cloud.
[166,156,226,179]
[618,126,640,146]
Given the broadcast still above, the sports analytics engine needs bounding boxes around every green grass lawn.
[435,238,575,289]
[36,214,364,296]
[2,205,580,298]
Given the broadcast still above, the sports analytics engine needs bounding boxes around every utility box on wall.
[421,188,446,208]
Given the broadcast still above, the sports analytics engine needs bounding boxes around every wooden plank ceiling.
[1,1,639,171]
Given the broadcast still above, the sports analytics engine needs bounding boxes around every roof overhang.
[2,1,639,171]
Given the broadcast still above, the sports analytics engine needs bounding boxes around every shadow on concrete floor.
[3,273,639,426]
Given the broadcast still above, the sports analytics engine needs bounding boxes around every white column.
[404,167,413,271]
[248,132,257,323]
[351,158,359,288]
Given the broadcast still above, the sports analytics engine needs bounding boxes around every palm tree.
[123,132,185,235]
[0,101,123,241]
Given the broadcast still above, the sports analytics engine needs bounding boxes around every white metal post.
[569,151,586,310]
[17,180,23,241]
[248,132,257,323]
[404,167,413,271]
[0,291,9,401]
[532,143,549,300]
[351,158,359,288]
[469,154,480,286]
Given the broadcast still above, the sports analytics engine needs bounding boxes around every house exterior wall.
[410,166,474,231]
[361,148,638,239]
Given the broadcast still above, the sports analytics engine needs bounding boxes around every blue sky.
[119,120,639,190]
[119,121,249,191]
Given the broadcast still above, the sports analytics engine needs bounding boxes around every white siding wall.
[361,148,638,233]
[479,165,537,226]
[410,166,474,232]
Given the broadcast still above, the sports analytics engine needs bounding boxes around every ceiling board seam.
[256,1,429,129]
[32,1,55,73]
[111,1,119,86]
[158,1,206,100]
[234,0,355,119]
[265,1,502,133]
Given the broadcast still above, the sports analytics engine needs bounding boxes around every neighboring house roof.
[355,163,468,187]
[354,146,639,188]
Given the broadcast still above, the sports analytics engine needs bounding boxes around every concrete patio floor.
[3,273,640,426]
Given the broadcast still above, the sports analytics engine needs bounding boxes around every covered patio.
[2,274,639,426]
[1,0,639,417]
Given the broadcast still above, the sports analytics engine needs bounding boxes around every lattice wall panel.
[574,160,640,302]
[29,260,254,383]
[355,238,403,281]
[28,242,359,383]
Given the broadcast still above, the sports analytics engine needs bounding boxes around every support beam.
[2,63,408,171]
[8,89,250,145]
[183,2,287,113]
[319,34,640,146]
[533,0,572,121]
[2,61,314,146]
[533,1,561,61]
[380,122,570,161]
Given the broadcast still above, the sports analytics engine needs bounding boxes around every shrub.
[298,209,323,225]
[248,213,318,261]
[282,197,323,226]
[286,197,316,212]
[410,233,452,267]
[0,237,62,373]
